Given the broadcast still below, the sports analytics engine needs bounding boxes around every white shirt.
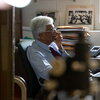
[49,42,70,58]
[27,40,55,82]
[49,42,61,54]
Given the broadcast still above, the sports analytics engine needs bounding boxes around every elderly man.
[27,16,57,85]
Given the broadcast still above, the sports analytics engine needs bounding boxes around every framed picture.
[36,11,56,23]
[66,5,94,30]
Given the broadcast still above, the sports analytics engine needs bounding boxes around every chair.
[15,40,41,99]
[14,75,27,100]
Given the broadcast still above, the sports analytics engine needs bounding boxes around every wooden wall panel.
[0,9,13,100]
[15,8,22,45]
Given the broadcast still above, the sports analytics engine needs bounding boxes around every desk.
[90,57,100,74]
[90,57,100,61]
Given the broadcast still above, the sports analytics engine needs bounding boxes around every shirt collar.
[35,40,50,51]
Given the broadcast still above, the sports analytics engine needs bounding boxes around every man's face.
[55,32,63,41]
[39,24,57,45]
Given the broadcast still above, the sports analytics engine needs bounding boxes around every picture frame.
[36,11,58,25]
[66,5,94,30]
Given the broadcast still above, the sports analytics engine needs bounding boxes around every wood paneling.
[15,8,22,45]
[0,9,13,100]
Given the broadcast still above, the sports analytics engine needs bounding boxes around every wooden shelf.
[57,26,84,29]
[64,46,74,51]
[57,26,89,51]
[62,42,74,46]
[63,34,78,39]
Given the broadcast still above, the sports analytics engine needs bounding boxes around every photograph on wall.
[68,10,93,25]
[66,5,94,29]
[36,11,56,22]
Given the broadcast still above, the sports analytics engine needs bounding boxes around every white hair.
[30,16,54,39]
